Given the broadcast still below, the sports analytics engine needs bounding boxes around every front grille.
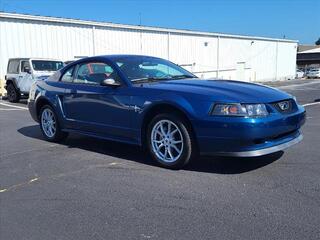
[273,99,296,114]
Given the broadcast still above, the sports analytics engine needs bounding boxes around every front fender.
[34,90,65,126]
[5,79,20,91]
[142,92,198,120]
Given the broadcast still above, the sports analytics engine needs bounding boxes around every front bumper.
[28,99,38,122]
[193,106,306,157]
[210,133,303,157]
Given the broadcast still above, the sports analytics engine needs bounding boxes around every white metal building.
[0,12,298,84]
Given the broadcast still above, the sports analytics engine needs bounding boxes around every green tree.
[316,38,320,45]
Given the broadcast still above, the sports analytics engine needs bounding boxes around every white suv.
[306,68,320,79]
[5,58,64,102]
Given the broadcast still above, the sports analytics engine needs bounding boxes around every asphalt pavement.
[0,79,319,240]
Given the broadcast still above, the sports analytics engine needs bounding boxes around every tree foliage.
[316,38,320,45]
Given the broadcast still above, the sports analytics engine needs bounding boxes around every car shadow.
[1,97,28,105]
[19,99,28,105]
[18,125,283,174]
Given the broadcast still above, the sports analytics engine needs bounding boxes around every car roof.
[100,54,161,59]
[8,58,63,61]
[72,54,162,63]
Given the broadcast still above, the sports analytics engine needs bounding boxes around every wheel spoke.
[49,126,53,136]
[157,143,164,149]
[155,130,163,137]
[45,111,49,119]
[171,129,178,135]
[168,147,174,159]
[160,123,166,136]
[167,122,172,134]
[171,144,181,154]
[164,148,168,159]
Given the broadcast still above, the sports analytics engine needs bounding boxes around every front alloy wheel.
[147,114,196,169]
[151,120,184,163]
[41,108,56,138]
[39,105,68,142]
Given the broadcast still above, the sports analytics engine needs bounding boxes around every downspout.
[92,26,96,56]
[167,32,170,60]
[275,40,278,81]
[217,36,220,78]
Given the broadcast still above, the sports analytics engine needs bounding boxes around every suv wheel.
[39,105,68,142]
[7,83,20,103]
[147,113,197,169]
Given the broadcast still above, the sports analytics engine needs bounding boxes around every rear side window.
[61,67,74,82]
[7,60,20,74]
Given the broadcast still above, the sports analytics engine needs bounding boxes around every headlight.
[28,82,37,100]
[211,103,268,117]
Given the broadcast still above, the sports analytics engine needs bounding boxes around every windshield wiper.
[131,77,169,83]
[169,74,196,79]
[131,75,196,83]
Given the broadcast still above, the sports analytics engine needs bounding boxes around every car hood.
[140,79,291,103]
[33,71,56,80]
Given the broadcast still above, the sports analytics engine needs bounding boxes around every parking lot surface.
[0,80,320,240]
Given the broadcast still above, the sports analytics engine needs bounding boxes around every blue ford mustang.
[28,55,306,169]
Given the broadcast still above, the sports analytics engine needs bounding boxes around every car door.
[61,61,136,142]
[19,60,34,93]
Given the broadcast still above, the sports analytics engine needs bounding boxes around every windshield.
[114,57,196,82]
[32,60,64,71]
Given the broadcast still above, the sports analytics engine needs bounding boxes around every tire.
[7,83,20,103]
[39,105,68,142]
[147,113,197,169]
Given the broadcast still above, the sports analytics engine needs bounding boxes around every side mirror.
[23,66,31,74]
[101,78,121,87]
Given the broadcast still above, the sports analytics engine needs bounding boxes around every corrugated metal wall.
[0,14,298,83]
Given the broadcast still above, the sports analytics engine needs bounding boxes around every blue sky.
[0,0,319,44]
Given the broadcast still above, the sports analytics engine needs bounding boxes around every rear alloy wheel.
[147,114,196,169]
[39,105,68,142]
[7,83,20,103]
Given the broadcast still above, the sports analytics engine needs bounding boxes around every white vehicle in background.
[306,68,320,79]
[296,69,305,78]
[5,58,64,102]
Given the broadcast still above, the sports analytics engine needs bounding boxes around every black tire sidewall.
[147,113,194,169]
[7,84,20,102]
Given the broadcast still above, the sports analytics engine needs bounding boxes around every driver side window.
[74,62,119,85]
[21,61,31,73]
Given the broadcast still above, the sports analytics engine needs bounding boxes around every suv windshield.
[114,57,196,82]
[32,60,64,71]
